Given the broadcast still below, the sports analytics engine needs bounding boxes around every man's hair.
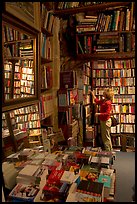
[104,88,114,101]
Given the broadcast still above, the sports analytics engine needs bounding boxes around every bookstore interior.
[2,2,135,202]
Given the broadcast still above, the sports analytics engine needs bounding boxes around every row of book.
[13,105,39,115]
[41,33,52,60]
[92,78,135,88]
[113,95,135,104]
[77,32,135,54]
[41,65,53,89]
[41,5,55,33]
[121,124,135,133]
[56,2,104,10]
[15,113,40,123]
[39,93,53,120]
[96,120,135,134]
[76,3,135,32]
[4,60,35,100]
[96,94,135,104]
[93,69,134,78]
[4,41,33,59]
[94,86,135,95]
[3,25,30,42]
[120,114,135,124]
[15,120,41,130]
[92,59,135,69]
[113,104,135,114]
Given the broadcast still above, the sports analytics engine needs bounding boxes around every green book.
[78,41,84,54]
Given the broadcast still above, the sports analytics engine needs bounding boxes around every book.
[9,183,39,202]
[60,170,79,184]
[47,169,64,184]
[76,180,104,201]
[18,164,40,179]
[60,71,77,89]
[58,93,68,107]
[78,40,84,54]
[97,174,111,197]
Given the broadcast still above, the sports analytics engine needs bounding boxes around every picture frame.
[4,2,40,31]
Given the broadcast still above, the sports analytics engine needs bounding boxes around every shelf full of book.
[37,3,55,129]
[2,103,43,160]
[40,3,54,92]
[2,13,40,112]
[58,71,83,144]
[91,58,135,151]
[53,2,131,16]
[75,2,135,59]
[82,61,96,147]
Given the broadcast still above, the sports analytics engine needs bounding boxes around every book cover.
[98,174,111,188]
[47,169,64,184]
[77,179,104,200]
[59,93,68,107]
[60,71,76,89]
[18,164,40,178]
[9,183,39,201]
[76,192,102,202]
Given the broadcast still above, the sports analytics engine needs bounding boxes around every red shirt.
[95,98,112,121]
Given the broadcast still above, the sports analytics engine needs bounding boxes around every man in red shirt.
[91,88,114,151]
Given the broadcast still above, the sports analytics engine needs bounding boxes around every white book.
[101,157,109,164]
[91,156,99,163]
[60,171,76,184]
[100,168,114,177]
[19,164,40,177]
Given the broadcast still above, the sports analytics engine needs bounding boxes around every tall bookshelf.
[2,12,40,112]
[75,2,135,151]
[54,1,135,151]
[2,2,61,156]
[58,70,83,144]
[82,61,96,147]
[92,58,135,151]
[39,2,60,131]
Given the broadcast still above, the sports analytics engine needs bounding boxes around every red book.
[87,36,92,53]
[47,169,64,184]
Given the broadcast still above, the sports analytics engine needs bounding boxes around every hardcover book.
[77,179,104,201]
[60,71,77,89]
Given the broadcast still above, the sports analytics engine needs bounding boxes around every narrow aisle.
[113,151,135,202]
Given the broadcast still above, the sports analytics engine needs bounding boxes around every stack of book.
[95,32,119,53]
[5,146,116,202]
[76,14,98,33]
[9,183,40,202]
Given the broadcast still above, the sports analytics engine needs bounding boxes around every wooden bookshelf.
[91,58,135,151]
[2,13,40,111]
[54,2,131,16]
[2,103,42,159]
[62,1,135,151]
[57,71,82,143]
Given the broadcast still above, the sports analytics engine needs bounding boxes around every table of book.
[4,146,116,202]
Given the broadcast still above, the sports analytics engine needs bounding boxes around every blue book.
[97,174,111,188]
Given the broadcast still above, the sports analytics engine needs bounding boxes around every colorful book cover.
[97,174,111,188]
